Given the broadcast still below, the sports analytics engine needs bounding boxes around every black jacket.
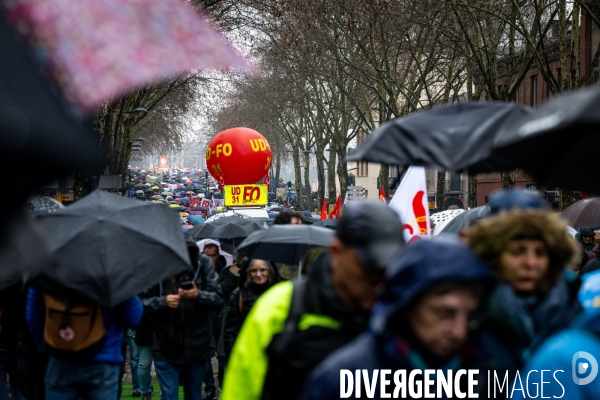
[141,254,223,364]
[223,287,259,356]
[215,266,239,350]
[218,266,239,301]
[214,255,227,275]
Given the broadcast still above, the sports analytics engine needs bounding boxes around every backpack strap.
[269,279,308,355]
[238,291,244,314]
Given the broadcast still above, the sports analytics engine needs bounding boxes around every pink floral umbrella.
[2,0,248,113]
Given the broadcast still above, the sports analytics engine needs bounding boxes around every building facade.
[474,9,600,206]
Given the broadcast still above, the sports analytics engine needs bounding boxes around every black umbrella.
[188,216,267,240]
[347,102,530,172]
[559,198,600,229]
[34,190,191,307]
[236,225,334,265]
[0,18,101,218]
[301,216,320,225]
[438,206,490,235]
[491,86,600,192]
[312,219,338,228]
[0,211,52,292]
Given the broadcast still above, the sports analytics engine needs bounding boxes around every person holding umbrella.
[25,286,143,400]
[140,236,222,400]
[221,201,405,400]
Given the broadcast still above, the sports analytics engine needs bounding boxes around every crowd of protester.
[1,189,599,399]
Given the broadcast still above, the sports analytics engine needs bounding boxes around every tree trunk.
[336,143,349,199]
[501,171,515,189]
[315,143,326,208]
[316,156,325,209]
[73,172,83,201]
[559,189,574,211]
[292,149,303,208]
[303,151,314,211]
[327,149,337,202]
[275,146,281,194]
[436,171,445,212]
[378,165,390,202]
[468,175,478,208]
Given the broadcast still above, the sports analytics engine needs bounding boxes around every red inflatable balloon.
[206,127,273,185]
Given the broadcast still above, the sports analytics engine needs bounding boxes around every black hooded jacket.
[261,254,369,400]
[214,255,227,275]
[140,253,223,364]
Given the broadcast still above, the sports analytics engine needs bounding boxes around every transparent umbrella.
[2,0,249,113]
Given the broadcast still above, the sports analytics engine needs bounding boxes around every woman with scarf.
[468,208,581,371]
[223,259,279,357]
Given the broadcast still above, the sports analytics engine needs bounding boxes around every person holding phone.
[140,236,223,400]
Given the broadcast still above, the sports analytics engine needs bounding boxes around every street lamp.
[113,107,148,150]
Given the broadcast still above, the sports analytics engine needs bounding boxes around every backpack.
[43,292,107,358]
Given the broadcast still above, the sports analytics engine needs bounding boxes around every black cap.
[336,201,405,270]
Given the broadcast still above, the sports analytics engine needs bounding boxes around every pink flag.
[3,0,249,113]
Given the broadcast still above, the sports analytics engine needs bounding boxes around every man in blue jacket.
[301,239,499,400]
[26,288,143,400]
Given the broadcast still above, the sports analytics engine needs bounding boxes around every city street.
[2,1,600,400]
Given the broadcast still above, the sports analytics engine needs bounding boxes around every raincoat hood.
[370,238,494,336]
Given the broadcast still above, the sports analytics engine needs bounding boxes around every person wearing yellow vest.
[221,201,406,400]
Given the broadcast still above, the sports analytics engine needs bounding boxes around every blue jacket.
[301,239,499,400]
[26,287,143,364]
[579,269,600,313]
[512,312,600,400]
